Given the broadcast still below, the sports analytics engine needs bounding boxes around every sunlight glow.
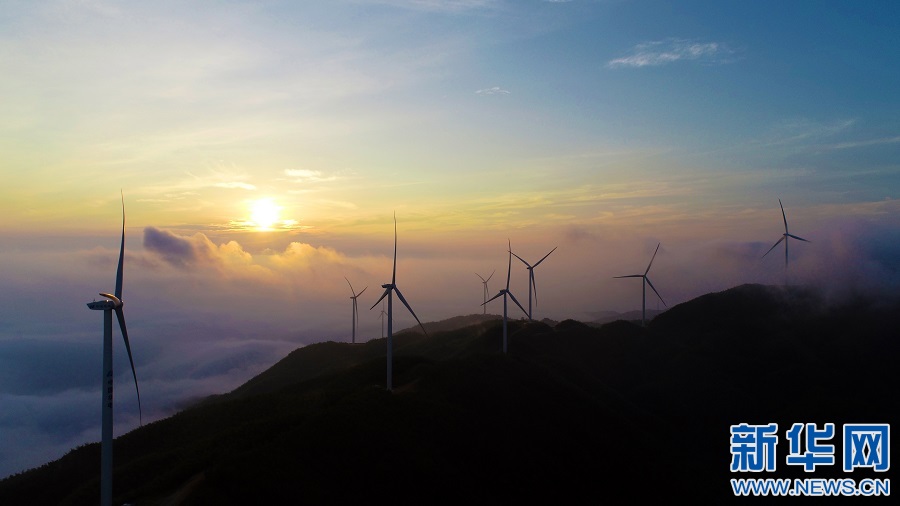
[250,198,281,230]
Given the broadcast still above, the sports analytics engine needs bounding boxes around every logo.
[844,424,890,472]
[729,422,890,497]
[730,423,778,472]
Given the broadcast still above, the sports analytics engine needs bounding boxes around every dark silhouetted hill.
[586,308,665,326]
[1,284,897,504]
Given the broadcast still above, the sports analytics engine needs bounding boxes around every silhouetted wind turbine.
[475,270,495,315]
[378,301,387,338]
[85,194,141,506]
[370,214,426,391]
[614,243,666,327]
[762,199,810,278]
[344,277,367,344]
[484,240,528,353]
[511,246,557,320]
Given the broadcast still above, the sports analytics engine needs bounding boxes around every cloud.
[767,118,856,144]
[0,340,95,396]
[142,227,257,273]
[825,135,900,150]
[143,227,205,268]
[0,389,99,478]
[284,169,339,183]
[607,38,734,68]
[0,327,301,479]
[214,182,257,190]
[140,227,370,290]
[138,169,259,201]
[476,86,510,95]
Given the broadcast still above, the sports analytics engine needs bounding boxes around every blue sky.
[1,0,898,478]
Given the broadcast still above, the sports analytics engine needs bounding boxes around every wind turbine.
[511,246,557,320]
[344,277,367,344]
[484,240,529,354]
[762,199,810,277]
[370,214,426,391]
[614,243,666,327]
[378,301,387,338]
[475,270,495,315]
[86,194,141,506]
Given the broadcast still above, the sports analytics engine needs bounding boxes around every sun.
[250,198,280,230]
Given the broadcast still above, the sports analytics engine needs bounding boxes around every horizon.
[2,0,899,479]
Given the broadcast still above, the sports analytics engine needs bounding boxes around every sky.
[1,0,899,478]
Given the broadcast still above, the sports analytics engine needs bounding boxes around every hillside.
[1,284,897,504]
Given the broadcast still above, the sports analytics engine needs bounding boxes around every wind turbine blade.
[392,213,397,285]
[506,240,512,289]
[394,287,426,335]
[786,233,810,243]
[645,243,660,275]
[762,236,784,258]
[530,270,538,306]
[344,276,355,295]
[114,307,142,425]
[115,192,125,300]
[533,246,557,267]
[645,278,667,307]
[507,291,529,317]
[779,198,788,233]
[99,292,122,305]
[613,274,643,279]
[357,286,368,297]
[511,251,530,267]
[475,272,486,282]
[370,287,391,310]
[486,269,495,282]
[484,291,504,304]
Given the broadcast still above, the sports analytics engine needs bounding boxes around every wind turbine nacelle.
[87,300,117,310]
[88,293,122,310]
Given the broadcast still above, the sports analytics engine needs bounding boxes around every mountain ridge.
[1,283,897,504]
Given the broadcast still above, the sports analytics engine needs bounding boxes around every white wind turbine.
[344,277,367,344]
[511,246,557,320]
[762,198,810,278]
[614,242,666,327]
[484,240,529,354]
[475,270,495,315]
[370,214,427,391]
[85,194,142,506]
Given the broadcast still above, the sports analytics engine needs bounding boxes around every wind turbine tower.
[371,214,426,391]
[344,278,367,344]
[475,270,495,315]
[614,242,666,327]
[484,240,529,353]
[85,194,142,506]
[511,246,557,320]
